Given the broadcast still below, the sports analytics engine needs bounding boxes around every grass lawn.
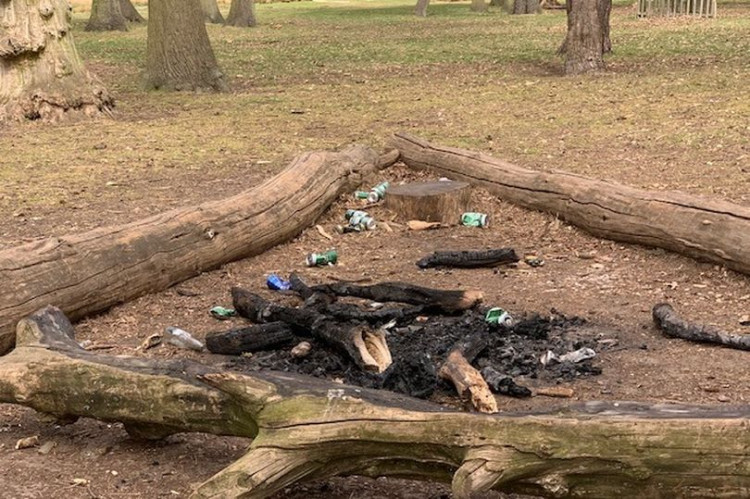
[1,0,749,235]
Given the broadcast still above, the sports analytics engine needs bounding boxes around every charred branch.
[652,303,750,351]
[417,248,520,269]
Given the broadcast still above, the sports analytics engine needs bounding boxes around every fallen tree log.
[0,146,398,354]
[205,322,297,355]
[653,302,750,351]
[2,306,750,498]
[392,132,750,278]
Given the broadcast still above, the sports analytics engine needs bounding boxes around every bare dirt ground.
[1,163,749,498]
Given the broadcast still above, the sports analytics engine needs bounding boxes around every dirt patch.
[2,164,750,498]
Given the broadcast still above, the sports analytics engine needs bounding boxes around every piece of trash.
[210,306,237,320]
[354,191,370,199]
[164,327,204,351]
[291,341,312,358]
[345,209,376,230]
[540,350,559,366]
[524,255,545,267]
[438,177,451,182]
[740,314,750,326]
[137,333,162,351]
[535,386,574,398]
[38,441,56,455]
[366,181,389,203]
[559,347,596,363]
[369,301,384,309]
[306,250,338,267]
[78,339,92,349]
[15,435,39,450]
[267,274,291,291]
[415,316,429,323]
[460,212,489,227]
[290,109,305,114]
[315,224,333,241]
[407,220,442,231]
[485,307,513,327]
[71,478,90,486]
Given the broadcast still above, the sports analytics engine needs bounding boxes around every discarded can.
[164,326,204,351]
[367,181,389,203]
[210,306,237,320]
[306,249,338,267]
[354,191,370,199]
[345,209,369,221]
[335,224,364,234]
[266,274,291,291]
[344,209,376,230]
[461,212,489,228]
[485,307,513,326]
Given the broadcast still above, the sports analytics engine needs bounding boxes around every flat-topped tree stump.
[385,180,471,224]
[2,306,749,499]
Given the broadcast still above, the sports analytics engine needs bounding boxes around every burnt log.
[392,132,750,279]
[653,303,750,351]
[232,287,392,372]
[480,366,532,398]
[439,333,498,413]
[3,306,750,499]
[417,248,520,269]
[309,281,483,313]
[0,146,397,354]
[205,322,296,355]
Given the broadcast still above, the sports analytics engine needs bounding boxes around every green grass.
[2,0,750,221]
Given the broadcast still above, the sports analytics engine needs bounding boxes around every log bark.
[0,145,395,354]
[86,0,128,31]
[415,0,430,16]
[416,248,520,269]
[309,281,484,313]
[205,322,296,355]
[385,180,471,224]
[225,0,257,27]
[653,302,750,351]
[392,132,750,279]
[2,306,750,499]
[200,0,225,24]
[119,0,145,23]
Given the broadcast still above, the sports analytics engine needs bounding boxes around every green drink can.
[485,307,513,326]
[306,250,338,267]
[367,181,390,203]
[345,209,369,221]
[354,191,370,199]
[460,212,489,227]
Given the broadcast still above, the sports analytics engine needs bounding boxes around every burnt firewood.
[205,322,296,355]
[324,303,426,325]
[480,366,532,398]
[653,303,750,351]
[416,248,520,269]
[309,281,483,313]
[231,287,392,372]
[439,333,497,413]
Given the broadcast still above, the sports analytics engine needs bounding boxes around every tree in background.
[0,0,114,120]
[86,0,128,31]
[119,0,145,22]
[470,0,488,12]
[144,0,227,91]
[560,0,612,74]
[414,0,429,17]
[200,0,225,23]
[225,0,257,27]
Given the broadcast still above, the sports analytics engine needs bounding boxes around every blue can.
[266,274,291,291]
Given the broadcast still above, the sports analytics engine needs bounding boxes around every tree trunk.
[385,181,471,224]
[0,146,397,354]
[225,0,257,27]
[415,0,430,17]
[512,0,540,14]
[391,132,750,279]
[0,0,114,121]
[144,0,227,91]
[2,306,750,499]
[119,0,145,22]
[200,0,225,23]
[471,0,488,12]
[86,0,128,31]
[561,0,606,74]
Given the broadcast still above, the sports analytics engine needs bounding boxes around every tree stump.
[385,181,471,224]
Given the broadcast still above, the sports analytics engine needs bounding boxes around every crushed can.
[345,209,376,230]
[485,307,513,327]
[306,249,338,267]
[267,274,291,291]
[366,181,389,203]
[460,212,489,228]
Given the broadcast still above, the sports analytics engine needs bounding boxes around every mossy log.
[1,306,749,499]
[0,146,397,354]
[392,132,750,278]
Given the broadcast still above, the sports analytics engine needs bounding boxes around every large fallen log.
[392,132,750,278]
[2,306,750,498]
[0,146,398,354]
